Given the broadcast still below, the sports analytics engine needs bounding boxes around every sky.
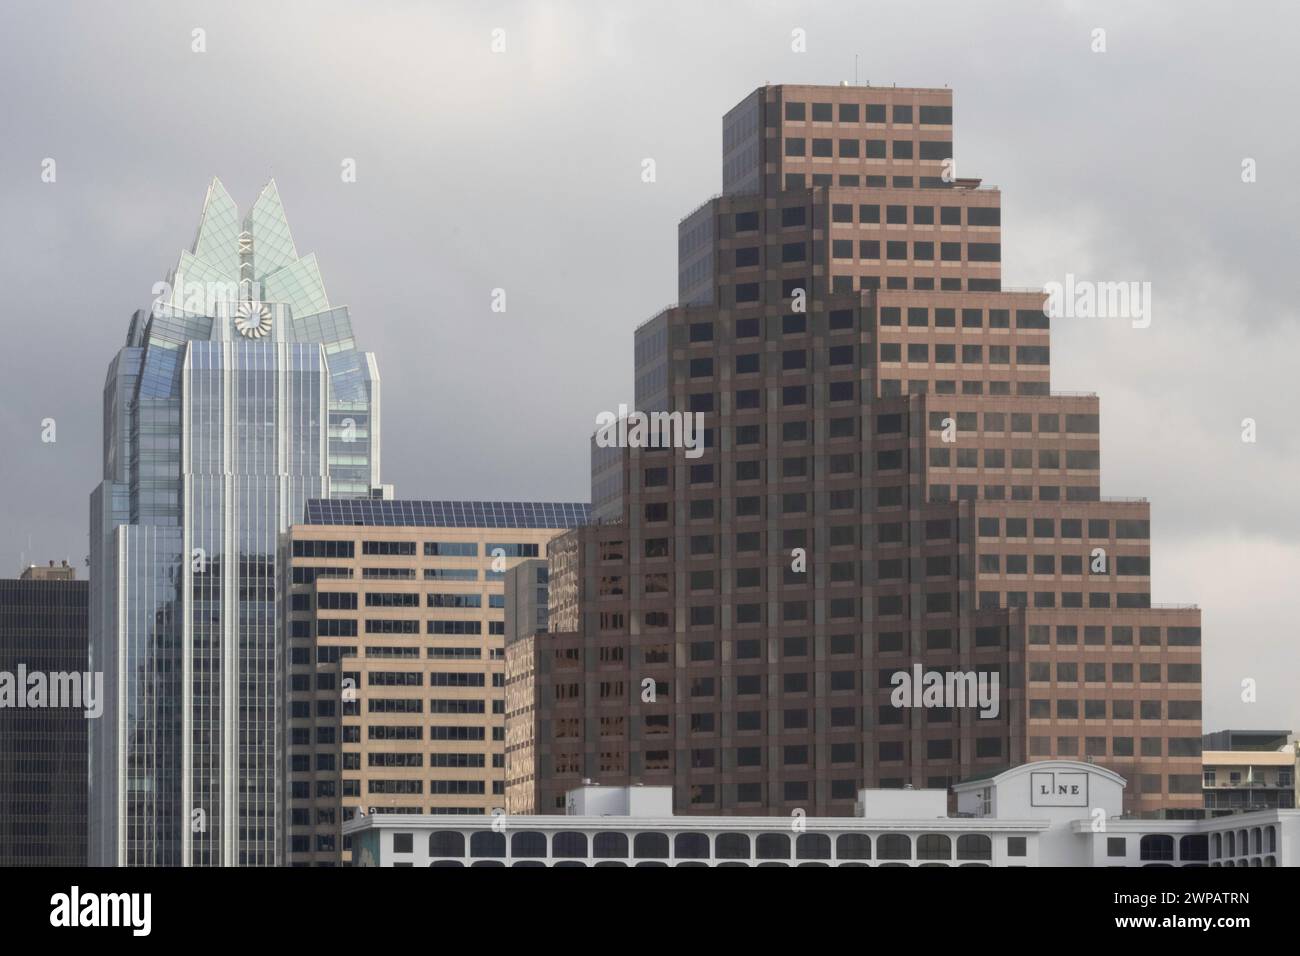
[0,0,1296,733]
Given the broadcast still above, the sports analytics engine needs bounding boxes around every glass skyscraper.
[89,179,383,865]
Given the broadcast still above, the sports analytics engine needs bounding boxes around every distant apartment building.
[0,564,88,866]
[508,82,1202,820]
[1203,729,1296,813]
[281,499,588,865]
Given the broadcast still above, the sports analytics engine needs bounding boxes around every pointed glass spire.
[244,180,299,279]
[191,178,241,279]
[168,178,329,317]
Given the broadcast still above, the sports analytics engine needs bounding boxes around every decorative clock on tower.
[234,301,273,339]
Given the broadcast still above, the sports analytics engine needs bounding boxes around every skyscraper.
[89,179,384,865]
[0,564,88,866]
[508,83,1203,819]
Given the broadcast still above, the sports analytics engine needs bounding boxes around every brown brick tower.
[508,83,1202,819]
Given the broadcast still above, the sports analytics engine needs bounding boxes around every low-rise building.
[346,759,1299,866]
[1202,729,1296,813]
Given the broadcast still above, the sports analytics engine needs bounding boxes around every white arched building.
[345,760,1298,867]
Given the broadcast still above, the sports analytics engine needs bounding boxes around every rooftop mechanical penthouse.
[506,83,1202,819]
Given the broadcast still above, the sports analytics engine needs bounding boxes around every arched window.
[715,832,751,860]
[1225,831,1236,856]
[917,834,952,861]
[796,833,831,860]
[1268,826,1278,853]
[674,832,710,860]
[511,831,548,858]
[1211,833,1221,858]
[756,833,791,860]
[837,833,872,860]
[470,830,505,858]
[552,832,588,859]
[1179,834,1208,862]
[1252,828,1262,854]
[593,832,629,859]
[956,834,992,861]
[877,833,911,860]
[633,832,669,859]
[429,831,465,858]
[1139,835,1174,862]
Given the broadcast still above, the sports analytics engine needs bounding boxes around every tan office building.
[281,499,588,865]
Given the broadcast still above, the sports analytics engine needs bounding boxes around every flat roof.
[1203,751,1295,766]
[344,813,1050,835]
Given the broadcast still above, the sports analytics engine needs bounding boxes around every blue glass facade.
[89,179,382,865]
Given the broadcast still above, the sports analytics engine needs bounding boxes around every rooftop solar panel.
[302,499,592,529]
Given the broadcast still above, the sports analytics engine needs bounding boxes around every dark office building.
[507,83,1203,819]
[0,563,89,865]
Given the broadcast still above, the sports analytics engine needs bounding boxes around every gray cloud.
[0,0,1296,731]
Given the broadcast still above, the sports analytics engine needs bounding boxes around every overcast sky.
[1,0,1296,733]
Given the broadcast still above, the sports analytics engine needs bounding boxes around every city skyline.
[1,0,1297,751]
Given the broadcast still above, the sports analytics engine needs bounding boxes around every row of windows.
[621,523,1147,558]
[784,137,953,160]
[574,627,1196,664]
[977,553,1145,575]
[556,703,1200,736]
[934,447,1097,470]
[1029,662,1200,683]
[555,665,1195,701]
[783,173,957,190]
[368,780,489,795]
[635,486,1107,527]
[733,270,1003,304]
[395,828,992,863]
[881,341,1041,363]
[1030,699,1203,725]
[836,240,1000,262]
[619,552,1144,591]
[311,620,499,637]
[783,101,952,126]
[291,541,538,559]
[833,202,997,227]
[734,204,998,237]
[588,589,1162,630]
[705,303,1043,345]
[979,590,1153,611]
[739,240,1001,267]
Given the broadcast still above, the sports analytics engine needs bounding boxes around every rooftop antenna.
[854,54,859,85]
